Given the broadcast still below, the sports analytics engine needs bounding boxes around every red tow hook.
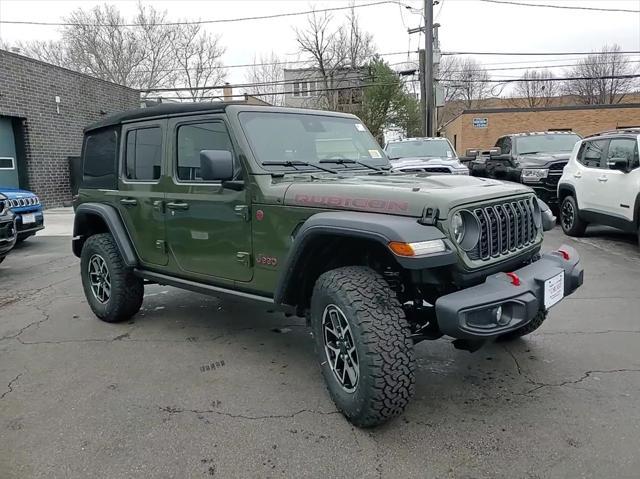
[506,272,521,286]
[558,249,570,260]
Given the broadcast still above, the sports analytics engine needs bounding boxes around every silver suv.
[385,137,469,175]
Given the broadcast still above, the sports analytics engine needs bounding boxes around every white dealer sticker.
[544,271,564,309]
[355,123,366,131]
[368,150,382,158]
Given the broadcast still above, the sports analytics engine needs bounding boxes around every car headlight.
[452,212,465,243]
[521,168,549,183]
[451,210,481,251]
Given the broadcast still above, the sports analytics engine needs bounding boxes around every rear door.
[600,137,640,222]
[574,139,608,212]
[164,115,253,282]
[116,120,168,266]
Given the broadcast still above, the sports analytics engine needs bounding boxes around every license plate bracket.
[22,213,36,225]
[544,271,564,309]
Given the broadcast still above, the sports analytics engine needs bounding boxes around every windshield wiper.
[262,160,337,174]
[319,158,388,172]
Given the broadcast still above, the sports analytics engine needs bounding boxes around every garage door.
[0,117,19,188]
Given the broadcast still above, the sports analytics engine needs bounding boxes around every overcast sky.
[0,0,639,87]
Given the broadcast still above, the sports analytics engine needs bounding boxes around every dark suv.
[467,131,582,209]
[72,103,583,427]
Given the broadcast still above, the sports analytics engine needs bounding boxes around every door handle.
[597,176,608,182]
[573,172,582,179]
[120,198,137,206]
[166,201,190,210]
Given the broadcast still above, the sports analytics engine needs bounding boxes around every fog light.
[495,306,511,326]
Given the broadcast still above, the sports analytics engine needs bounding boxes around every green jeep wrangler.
[73,103,583,427]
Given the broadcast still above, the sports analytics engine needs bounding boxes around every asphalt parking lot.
[1,223,639,478]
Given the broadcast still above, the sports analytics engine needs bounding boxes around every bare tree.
[243,52,286,106]
[563,44,639,104]
[294,6,374,110]
[510,69,558,107]
[172,24,226,101]
[454,58,491,109]
[8,2,226,99]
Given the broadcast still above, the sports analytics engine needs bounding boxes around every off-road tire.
[498,310,547,341]
[80,233,143,323]
[310,266,415,428]
[0,256,5,265]
[560,195,587,237]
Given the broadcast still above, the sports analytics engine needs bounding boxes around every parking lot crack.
[1,373,22,400]
[157,405,340,421]
[0,308,51,342]
[525,369,640,394]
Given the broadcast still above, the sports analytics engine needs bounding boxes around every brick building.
[0,50,140,206]
[441,103,640,154]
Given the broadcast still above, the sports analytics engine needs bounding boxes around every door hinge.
[155,240,166,252]
[234,204,250,221]
[236,251,251,267]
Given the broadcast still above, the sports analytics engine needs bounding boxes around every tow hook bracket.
[452,338,485,352]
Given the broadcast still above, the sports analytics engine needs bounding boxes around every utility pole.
[419,50,426,136]
[424,0,435,137]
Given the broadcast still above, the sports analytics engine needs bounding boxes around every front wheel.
[560,195,587,237]
[310,266,415,428]
[80,233,144,323]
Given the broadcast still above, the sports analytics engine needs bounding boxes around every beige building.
[441,103,640,153]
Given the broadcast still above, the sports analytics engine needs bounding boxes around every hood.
[516,152,571,167]
[390,157,462,168]
[283,172,532,218]
[0,187,37,200]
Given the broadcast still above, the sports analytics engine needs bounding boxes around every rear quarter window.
[82,127,119,189]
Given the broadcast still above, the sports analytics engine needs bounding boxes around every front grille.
[548,161,567,171]
[466,197,539,261]
[423,167,451,174]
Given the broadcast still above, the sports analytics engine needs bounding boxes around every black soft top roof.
[85,102,233,132]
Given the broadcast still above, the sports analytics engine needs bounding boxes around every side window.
[607,138,639,170]
[176,122,233,182]
[502,137,512,155]
[577,139,607,169]
[124,127,162,181]
[83,127,118,189]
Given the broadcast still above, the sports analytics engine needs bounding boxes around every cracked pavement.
[1,227,639,478]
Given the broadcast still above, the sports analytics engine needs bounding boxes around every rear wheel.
[560,195,587,237]
[80,233,144,323]
[310,266,415,428]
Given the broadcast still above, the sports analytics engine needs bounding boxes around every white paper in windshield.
[369,150,382,158]
[355,123,366,131]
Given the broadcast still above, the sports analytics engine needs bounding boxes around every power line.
[0,0,413,27]
[435,73,640,83]
[478,0,640,13]
[442,50,640,56]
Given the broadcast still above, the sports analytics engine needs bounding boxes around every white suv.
[558,129,640,245]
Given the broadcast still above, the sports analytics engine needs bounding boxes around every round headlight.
[452,212,465,243]
[452,210,481,251]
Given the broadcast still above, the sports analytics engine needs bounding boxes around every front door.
[164,116,253,282]
[116,120,168,266]
[574,139,608,212]
[0,117,19,188]
[599,137,640,222]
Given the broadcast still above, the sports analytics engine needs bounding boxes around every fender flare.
[273,211,457,306]
[557,183,577,204]
[72,203,138,267]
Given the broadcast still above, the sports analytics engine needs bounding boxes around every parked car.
[385,137,469,175]
[464,131,582,209]
[558,128,640,246]
[0,193,17,264]
[72,103,582,427]
[0,188,44,242]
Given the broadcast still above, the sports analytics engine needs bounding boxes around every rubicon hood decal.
[294,194,409,213]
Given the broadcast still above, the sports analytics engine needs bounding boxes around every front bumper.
[0,219,17,256]
[14,210,45,235]
[435,244,583,340]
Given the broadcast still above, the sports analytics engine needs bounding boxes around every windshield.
[239,112,389,171]
[515,134,581,154]
[385,139,455,160]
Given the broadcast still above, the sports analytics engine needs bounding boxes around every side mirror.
[488,147,502,158]
[607,157,628,172]
[200,150,234,181]
[465,148,479,158]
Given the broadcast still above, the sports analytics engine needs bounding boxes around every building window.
[293,80,318,97]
